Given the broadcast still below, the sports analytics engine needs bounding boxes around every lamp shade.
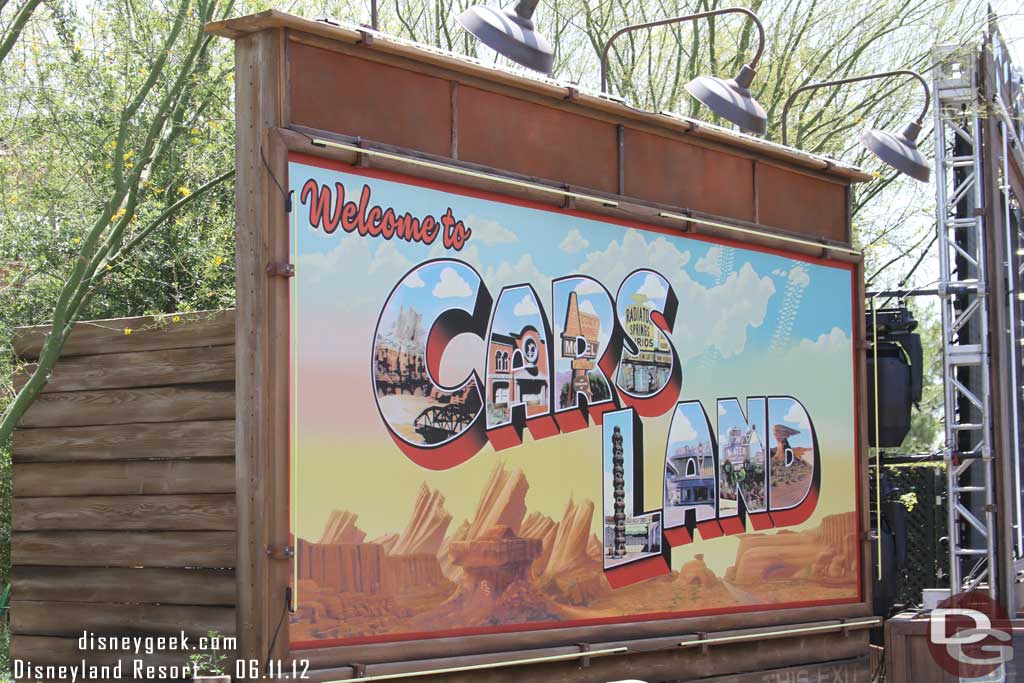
[860,120,930,182]
[685,65,767,135]
[457,4,553,74]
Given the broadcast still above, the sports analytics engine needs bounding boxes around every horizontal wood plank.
[18,383,234,428]
[13,309,235,359]
[14,458,235,497]
[15,345,235,393]
[12,566,235,605]
[11,635,203,673]
[12,601,236,638]
[13,420,235,463]
[14,494,236,531]
[14,531,236,567]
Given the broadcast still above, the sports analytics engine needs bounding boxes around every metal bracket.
[357,28,375,46]
[576,643,591,668]
[266,544,294,560]
[862,530,880,542]
[564,86,579,101]
[266,262,295,278]
[697,631,710,655]
[562,184,576,210]
[351,663,367,678]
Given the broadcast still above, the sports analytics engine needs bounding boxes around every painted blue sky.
[291,163,852,354]
[667,402,715,451]
[717,398,768,450]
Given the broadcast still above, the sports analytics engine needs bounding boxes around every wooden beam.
[14,345,234,393]
[233,27,289,666]
[12,420,235,463]
[14,459,235,497]
[13,494,236,531]
[13,531,236,567]
[12,566,236,606]
[13,309,234,360]
[11,601,236,638]
[12,635,199,669]
[18,382,234,428]
[205,12,873,183]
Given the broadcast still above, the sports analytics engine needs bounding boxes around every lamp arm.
[599,7,765,94]
[780,70,930,146]
[513,0,540,21]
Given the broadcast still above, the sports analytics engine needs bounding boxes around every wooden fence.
[9,310,237,670]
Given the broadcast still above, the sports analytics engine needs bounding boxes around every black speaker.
[865,305,922,448]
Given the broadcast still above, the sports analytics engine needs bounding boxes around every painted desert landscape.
[289,462,859,644]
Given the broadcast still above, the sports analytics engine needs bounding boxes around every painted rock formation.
[317,509,366,544]
[391,484,452,556]
[465,464,529,539]
[728,512,858,584]
[448,525,543,594]
[296,539,449,595]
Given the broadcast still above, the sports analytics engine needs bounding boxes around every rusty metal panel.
[757,164,847,241]
[624,128,755,222]
[288,42,452,156]
[456,85,618,193]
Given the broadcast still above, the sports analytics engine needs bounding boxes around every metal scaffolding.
[933,22,1024,607]
[932,43,998,598]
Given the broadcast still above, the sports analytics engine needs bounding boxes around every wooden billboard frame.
[212,11,873,678]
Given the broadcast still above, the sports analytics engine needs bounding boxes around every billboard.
[287,152,861,648]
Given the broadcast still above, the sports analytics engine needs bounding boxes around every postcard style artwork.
[288,153,861,647]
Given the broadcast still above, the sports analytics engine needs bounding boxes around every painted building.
[619,301,672,394]
[559,291,602,402]
[666,444,716,507]
[486,325,550,424]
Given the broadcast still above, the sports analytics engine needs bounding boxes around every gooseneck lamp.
[780,70,931,182]
[599,7,769,135]
[457,0,554,74]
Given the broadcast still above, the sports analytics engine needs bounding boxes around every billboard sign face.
[287,153,861,648]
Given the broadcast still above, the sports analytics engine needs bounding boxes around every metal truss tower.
[932,44,998,598]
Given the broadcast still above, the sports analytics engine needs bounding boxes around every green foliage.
[188,630,230,676]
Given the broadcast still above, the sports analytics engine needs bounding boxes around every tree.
[0,0,236,445]
[0,0,44,68]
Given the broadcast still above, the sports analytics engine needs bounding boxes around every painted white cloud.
[674,263,776,361]
[577,231,691,288]
[797,326,851,354]
[574,279,604,296]
[484,254,552,306]
[578,299,598,316]
[465,215,518,246]
[298,236,416,310]
[772,268,786,277]
[695,246,723,278]
[636,273,668,302]
[513,293,540,317]
[673,410,698,442]
[297,235,367,285]
[788,264,810,287]
[783,403,811,431]
[577,232,772,361]
[433,266,473,298]
[718,403,728,416]
[405,271,425,288]
[560,228,590,253]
